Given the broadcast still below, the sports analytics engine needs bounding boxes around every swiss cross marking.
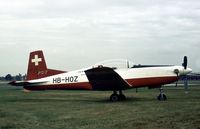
[31,55,42,66]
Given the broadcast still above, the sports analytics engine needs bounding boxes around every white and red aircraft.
[9,50,192,101]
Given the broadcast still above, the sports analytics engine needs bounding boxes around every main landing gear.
[157,88,167,101]
[110,90,126,102]
[109,88,167,102]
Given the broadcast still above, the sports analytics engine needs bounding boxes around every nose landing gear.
[157,88,167,101]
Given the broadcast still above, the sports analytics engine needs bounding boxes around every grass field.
[0,83,200,129]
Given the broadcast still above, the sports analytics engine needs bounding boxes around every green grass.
[0,84,200,129]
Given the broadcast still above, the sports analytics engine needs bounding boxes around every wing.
[85,67,131,91]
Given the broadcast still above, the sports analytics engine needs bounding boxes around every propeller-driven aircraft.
[9,50,192,101]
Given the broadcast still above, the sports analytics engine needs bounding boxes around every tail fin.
[27,50,66,80]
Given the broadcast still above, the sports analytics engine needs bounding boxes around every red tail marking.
[27,50,66,80]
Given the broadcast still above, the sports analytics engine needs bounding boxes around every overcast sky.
[0,0,200,75]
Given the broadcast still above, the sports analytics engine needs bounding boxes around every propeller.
[182,56,188,93]
[174,56,189,93]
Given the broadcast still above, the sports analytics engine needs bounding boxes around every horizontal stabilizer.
[8,81,48,86]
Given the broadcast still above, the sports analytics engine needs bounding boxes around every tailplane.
[27,50,66,80]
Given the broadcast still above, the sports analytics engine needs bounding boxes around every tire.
[110,94,119,102]
[157,94,167,101]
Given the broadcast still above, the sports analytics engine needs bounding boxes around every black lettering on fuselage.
[53,78,57,83]
[53,77,61,83]
[74,76,78,82]
[65,77,70,82]
[53,76,78,84]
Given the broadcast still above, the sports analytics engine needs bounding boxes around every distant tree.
[5,74,13,81]
[23,74,27,80]
[0,76,5,81]
[15,73,22,81]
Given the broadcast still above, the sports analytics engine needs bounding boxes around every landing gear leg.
[157,88,167,101]
[119,90,126,101]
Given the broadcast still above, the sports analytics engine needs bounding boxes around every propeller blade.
[182,56,187,69]
[180,56,189,93]
[183,75,188,94]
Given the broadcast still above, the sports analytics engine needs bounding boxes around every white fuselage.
[25,65,192,90]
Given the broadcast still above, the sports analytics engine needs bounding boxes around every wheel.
[119,94,126,101]
[157,94,167,101]
[110,94,119,102]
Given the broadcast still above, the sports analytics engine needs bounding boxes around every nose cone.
[182,67,192,75]
[175,66,192,76]
[185,68,192,74]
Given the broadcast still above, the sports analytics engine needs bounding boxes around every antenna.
[127,60,129,68]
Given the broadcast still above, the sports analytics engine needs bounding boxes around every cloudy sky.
[0,0,200,75]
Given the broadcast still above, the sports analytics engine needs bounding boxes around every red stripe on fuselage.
[24,82,93,90]
[24,76,178,91]
[126,76,178,88]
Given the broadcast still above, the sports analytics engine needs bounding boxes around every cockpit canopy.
[92,59,174,69]
[93,59,135,69]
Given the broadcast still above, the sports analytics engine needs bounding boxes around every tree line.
[0,74,26,81]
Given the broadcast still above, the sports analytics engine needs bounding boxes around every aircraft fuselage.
[24,65,191,91]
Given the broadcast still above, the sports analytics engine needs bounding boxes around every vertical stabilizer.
[27,50,65,80]
[27,50,48,80]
